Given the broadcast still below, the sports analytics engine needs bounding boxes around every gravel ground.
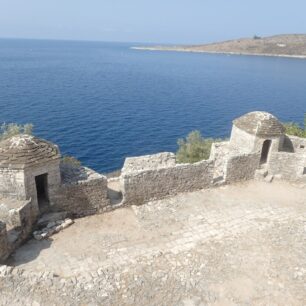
[1,180,305,305]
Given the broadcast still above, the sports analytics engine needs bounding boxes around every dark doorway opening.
[260,140,272,164]
[35,173,49,213]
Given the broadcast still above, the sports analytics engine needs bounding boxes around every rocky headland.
[133,34,306,59]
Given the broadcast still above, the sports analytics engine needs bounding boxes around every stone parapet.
[121,159,214,206]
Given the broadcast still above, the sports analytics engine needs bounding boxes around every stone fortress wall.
[0,111,306,263]
[121,156,214,205]
[52,165,110,217]
[119,112,306,205]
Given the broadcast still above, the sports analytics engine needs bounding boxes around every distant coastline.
[131,47,306,59]
[132,34,306,59]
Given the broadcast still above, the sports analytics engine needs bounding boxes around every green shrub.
[283,114,306,138]
[283,123,305,137]
[0,123,33,141]
[61,155,81,168]
[176,130,220,164]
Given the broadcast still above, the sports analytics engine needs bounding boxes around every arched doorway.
[260,140,272,164]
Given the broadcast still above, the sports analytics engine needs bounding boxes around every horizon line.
[0,32,305,47]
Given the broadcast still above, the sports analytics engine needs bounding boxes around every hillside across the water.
[133,34,306,58]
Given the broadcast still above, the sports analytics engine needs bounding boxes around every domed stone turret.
[230,111,286,156]
[0,135,60,169]
[0,134,61,216]
[233,111,285,138]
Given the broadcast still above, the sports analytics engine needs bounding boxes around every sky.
[0,0,305,44]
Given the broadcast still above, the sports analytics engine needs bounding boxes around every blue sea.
[0,39,305,173]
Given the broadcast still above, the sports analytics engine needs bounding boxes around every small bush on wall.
[0,123,33,141]
[283,114,306,138]
[61,155,82,168]
[176,130,220,164]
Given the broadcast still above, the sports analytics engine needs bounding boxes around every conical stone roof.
[233,111,285,137]
[0,135,60,169]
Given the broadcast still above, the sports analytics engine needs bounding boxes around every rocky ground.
[0,181,305,305]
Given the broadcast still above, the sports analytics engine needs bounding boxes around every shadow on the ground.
[6,238,53,267]
[107,187,123,205]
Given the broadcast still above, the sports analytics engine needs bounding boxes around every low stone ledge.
[33,218,74,240]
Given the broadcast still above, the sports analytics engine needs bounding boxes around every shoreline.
[131,46,306,59]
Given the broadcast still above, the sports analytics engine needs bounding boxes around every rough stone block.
[264,175,274,183]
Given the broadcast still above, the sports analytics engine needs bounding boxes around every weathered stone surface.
[122,152,176,174]
[233,111,285,137]
[225,153,260,183]
[269,151,306,181]
[264,174,274,183]
[287,135,306,153]
[0,198,32,228]
[60,165,102,184]
[52,175,110,216]
[254,168,268,180]
[33,218,74,240]
[0,168,26,200]
[0,198,33,254]
[37,212,68,227]
[210,141,229,181]
[121,159,214,205]
[0,135,60,169]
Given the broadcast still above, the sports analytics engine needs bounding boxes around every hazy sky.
[0,0,305,44]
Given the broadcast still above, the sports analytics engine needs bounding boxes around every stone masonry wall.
[0,169,26,200]
[122,152,176,173]
[53,177,110,217]
[225,153,260,183]
[287,136,306,153]
[0,199,32,229]
[0,199,33,253]
[9,199,34,252]
[210,141,230,181]
[0,221,9,263]
[268,152,306,181]
[121,160,214,206]
[229,126,257,154]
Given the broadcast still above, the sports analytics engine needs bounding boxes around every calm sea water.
[0,39,305,172]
